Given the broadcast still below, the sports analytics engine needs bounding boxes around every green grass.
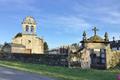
[0,60,119,80]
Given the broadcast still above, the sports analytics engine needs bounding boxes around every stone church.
[2,16,44,54]
[69,27,120,69]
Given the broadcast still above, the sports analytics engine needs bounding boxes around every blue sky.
[0,0,120,49]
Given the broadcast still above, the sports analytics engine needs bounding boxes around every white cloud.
[41,15,92,33]
[97,7,120,24]
[73,1,120,25]
[0,0,39,12]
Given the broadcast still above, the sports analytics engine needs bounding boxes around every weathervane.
[92,27,99,35]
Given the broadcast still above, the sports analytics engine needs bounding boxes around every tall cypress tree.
[44,42,49,53]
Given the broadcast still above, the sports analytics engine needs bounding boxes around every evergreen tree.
[44,42,49,53]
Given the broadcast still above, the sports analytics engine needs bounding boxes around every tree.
[44,42,49,53]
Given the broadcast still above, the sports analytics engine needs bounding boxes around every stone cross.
[92,27,99,35]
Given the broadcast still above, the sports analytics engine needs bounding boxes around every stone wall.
[1,51,120,69]
[0,53,68,67]
[106,49,120,69]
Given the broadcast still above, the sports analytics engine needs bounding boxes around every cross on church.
[92,27,99,35]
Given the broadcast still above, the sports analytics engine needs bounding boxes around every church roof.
[3,43,25,48]
[22,16,36,24]
[81,35,105,43]
[81,27,110,43]
[88,35,104,42]
[14,33,22,38]
[36,37,43,40]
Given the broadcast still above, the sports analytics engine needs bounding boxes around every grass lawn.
[0,60,119,80]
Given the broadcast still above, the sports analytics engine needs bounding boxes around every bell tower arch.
[22,16,37,35]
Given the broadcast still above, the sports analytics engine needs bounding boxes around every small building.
[48,44,79,55]
[2,43,27,53]
[110,39,120,50]
[69,27,120,69]
[48,49,60,54]
[48,46,69,55]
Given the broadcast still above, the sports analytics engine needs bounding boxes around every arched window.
[26,25,29,32]
[31,26,34,32]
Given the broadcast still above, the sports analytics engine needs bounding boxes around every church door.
[91,54,97,66]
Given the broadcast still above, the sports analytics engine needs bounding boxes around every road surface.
[0,66,55,80]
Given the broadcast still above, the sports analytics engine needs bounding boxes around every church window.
[31,26,34,32]
[26,25,29,32]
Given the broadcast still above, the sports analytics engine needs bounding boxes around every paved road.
[0,66,55,80]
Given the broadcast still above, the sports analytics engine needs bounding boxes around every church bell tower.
[22,16,37,35]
